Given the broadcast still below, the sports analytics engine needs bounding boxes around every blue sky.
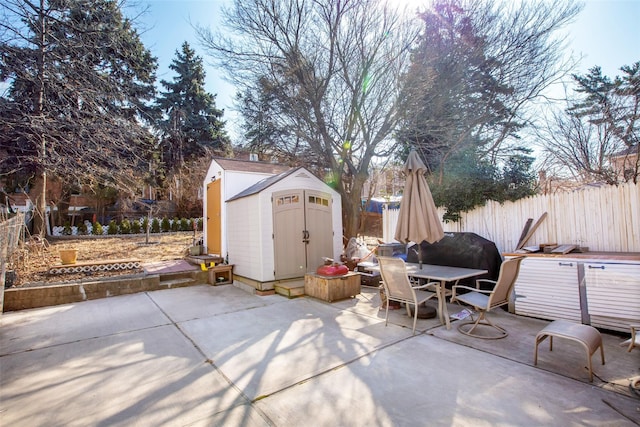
[133,0,640,140]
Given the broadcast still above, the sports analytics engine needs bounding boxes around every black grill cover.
[405,232,502,286]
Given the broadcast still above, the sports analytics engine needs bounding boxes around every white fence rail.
[382,182,640,254]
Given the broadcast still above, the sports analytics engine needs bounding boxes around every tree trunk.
[32,0,48,237]
[339,171,369,241]
[31,171,47,236]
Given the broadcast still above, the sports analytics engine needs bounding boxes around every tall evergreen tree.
[571,64,639,152]
[0,0,157,235]
[397,0,578,220]
[156,42,229,171]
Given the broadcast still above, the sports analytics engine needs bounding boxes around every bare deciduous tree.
[538,63,640,184]
[537,106,621,184]
[197,0,420,238]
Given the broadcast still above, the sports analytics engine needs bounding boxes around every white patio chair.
[451,256,525,339]
[621,324,640,352]
[378,256,440,335]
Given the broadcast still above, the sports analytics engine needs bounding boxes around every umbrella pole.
[419,244,423,269]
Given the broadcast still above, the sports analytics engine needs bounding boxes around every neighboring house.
[203,158,342,290]
[609,145,639,182]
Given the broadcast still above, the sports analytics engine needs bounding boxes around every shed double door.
[273,190,333,280]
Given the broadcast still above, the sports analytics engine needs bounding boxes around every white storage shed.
[203,158,290,258]
[225,167,342,287]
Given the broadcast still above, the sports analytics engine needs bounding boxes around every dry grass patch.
[12,232,200,287]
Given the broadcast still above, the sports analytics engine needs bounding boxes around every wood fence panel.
[382,182,640,254]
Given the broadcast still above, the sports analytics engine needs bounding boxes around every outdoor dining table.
[361,262,488,330]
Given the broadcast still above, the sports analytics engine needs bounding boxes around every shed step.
[160,278,196,288]
[275,282,305,298]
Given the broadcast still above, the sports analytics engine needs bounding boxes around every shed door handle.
[558,262,573,267]
[588,265,605,270]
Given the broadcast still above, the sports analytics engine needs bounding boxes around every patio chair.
[378,256,440,335]
[451,256,525,339]
[621,324,640,352]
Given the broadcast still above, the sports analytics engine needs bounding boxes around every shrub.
[107,220,118,235]
[63,221,72,235]
[77,221,87,235]
[151,217,160,233]
[161,217,170,232]
[142,217,149,233]
[180,218,190,231]
[92,222,103,235]
[120,219,131,234]
[196,217,203,231]
[131,220,141,234]
[171,217,180,232]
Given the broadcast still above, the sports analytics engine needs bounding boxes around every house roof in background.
[611,145,639,158]
[213,157,291,175]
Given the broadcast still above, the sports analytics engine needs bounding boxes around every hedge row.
[54,217,204,236]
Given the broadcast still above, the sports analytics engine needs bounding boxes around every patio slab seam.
[0,322,174,358]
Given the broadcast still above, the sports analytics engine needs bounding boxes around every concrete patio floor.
[1,282,639,426]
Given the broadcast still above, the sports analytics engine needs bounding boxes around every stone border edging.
[2,270,208,312]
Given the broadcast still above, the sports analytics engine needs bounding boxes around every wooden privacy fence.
[382,181,640,254]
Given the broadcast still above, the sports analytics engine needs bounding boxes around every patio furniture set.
[357,255,637,383]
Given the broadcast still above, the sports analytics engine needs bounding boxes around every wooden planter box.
[208,265,234,285]
[304,272,361,302]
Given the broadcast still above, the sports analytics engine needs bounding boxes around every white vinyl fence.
[383,182,640,254]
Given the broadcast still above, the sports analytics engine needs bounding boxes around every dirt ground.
[8,229,382,288]
[9,232,201,288]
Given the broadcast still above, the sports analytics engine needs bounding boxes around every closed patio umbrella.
[394,150,444,268]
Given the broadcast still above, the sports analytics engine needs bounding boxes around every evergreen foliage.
[570,63,639,182]
[120,219,131,234]
[107,220,119,235]
[0,0,158,235]
[161,217,171,232]
[77,222,88,235]
[430,148,536,221]
[92,222,104,236]
[396,0,577,219]
[151,218,161,233]
[156,42,230,170]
